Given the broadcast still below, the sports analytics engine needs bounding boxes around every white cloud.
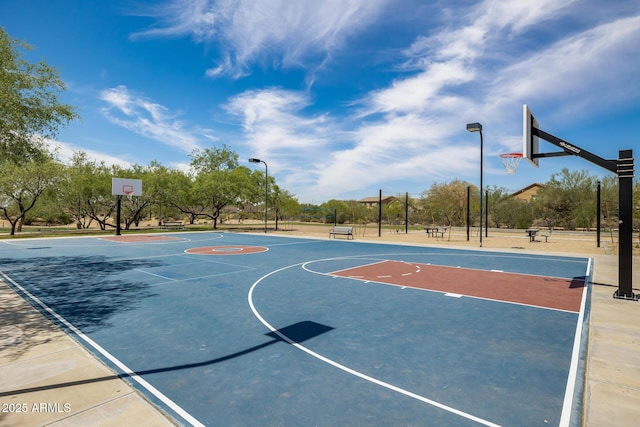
[130,0,217,41]
[100,86,207,153]
[225,88,337,192]
[132,0,390,78]
[49,139,133,169]
[486,14,640,117]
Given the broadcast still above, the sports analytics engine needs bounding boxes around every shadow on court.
[0,321,333,397]
[0,255,161,332]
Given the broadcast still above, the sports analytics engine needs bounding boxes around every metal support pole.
[479,130,483,247]
[596,181,601,248]
[466,186,470,241]
[485,189,488,238]
[405,192,409,234]
[615,150,634,299]
[378,189,382,237]
[264,163,268,233]
[115,195,122,236]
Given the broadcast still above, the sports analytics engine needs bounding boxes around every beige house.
[510,183,544,202]
[358,195,397,208]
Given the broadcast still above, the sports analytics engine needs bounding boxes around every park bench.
[329,226,353,240]
[161,221,185,230]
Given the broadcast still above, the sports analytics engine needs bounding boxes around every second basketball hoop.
[500,153,523,175]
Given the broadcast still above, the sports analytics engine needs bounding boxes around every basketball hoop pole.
[530,125,635,300]
[116,195,122,236]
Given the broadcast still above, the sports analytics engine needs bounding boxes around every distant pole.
[596,181,601,248]
[466,186,470,241]
[334,209,337,227]
[405,192,409,234]
[485,189,489,237]
[479,130,483,247]
[378,189,382,237]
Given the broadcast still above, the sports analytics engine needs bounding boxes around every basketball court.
[0,231,591,426]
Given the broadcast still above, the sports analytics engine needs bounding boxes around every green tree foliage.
[422,179,475,226]
[0,28,78,163]
[488,186,535,229]
[60,152,116,230]
[142,161,187,224]
[536,168,597,229]
[188,146,252,229]
[273,189,301,221]
[320,199,347,224]
[386,195,407,226]
[0,156,62,235]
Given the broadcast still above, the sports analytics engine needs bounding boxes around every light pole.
[249,158,268,233]
[466,122,483,247]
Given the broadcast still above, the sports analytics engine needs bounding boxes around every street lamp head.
[466,122,482,133]
[248,158,261,163]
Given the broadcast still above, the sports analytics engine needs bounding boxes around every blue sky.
[3,0,639,203]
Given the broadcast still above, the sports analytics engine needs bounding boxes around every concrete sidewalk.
[584,254,640,426]
[0,249,638,426]
[0,283,176,426]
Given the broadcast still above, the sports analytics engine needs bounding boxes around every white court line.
[559,257,591,427]
[248,261,501,427]
[135,269,178,281]
[0,271,204,427]
[445,293,463,298]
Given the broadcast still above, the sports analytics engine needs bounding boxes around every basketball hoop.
[122,184,134,201]
[500,153,523,175]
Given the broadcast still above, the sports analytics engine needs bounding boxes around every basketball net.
[500,153,523,175]
[122,185,134,202]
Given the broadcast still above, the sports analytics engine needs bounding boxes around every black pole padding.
[116,195,122,236]
[614,150,634,299]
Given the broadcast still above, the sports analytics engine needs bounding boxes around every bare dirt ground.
[264,221,624,257]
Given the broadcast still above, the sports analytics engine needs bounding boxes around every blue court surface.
[0,231,591,426]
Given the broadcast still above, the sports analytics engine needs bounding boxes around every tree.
[59,152,118,230]
[142,161,186,224]
[187,146,251,229]
[537,168,597,230]
[489,186,535,229]
[273,189,301,222]
[422,179,475,227]
[0,156,62,235]
[0,28,78,163]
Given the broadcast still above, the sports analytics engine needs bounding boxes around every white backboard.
[523,104,539,167]
[112,178,142,196]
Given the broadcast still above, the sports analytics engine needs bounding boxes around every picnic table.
[526,228,549,242]
[425,226,448,239]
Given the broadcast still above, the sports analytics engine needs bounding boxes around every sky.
[2,0,640,203]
